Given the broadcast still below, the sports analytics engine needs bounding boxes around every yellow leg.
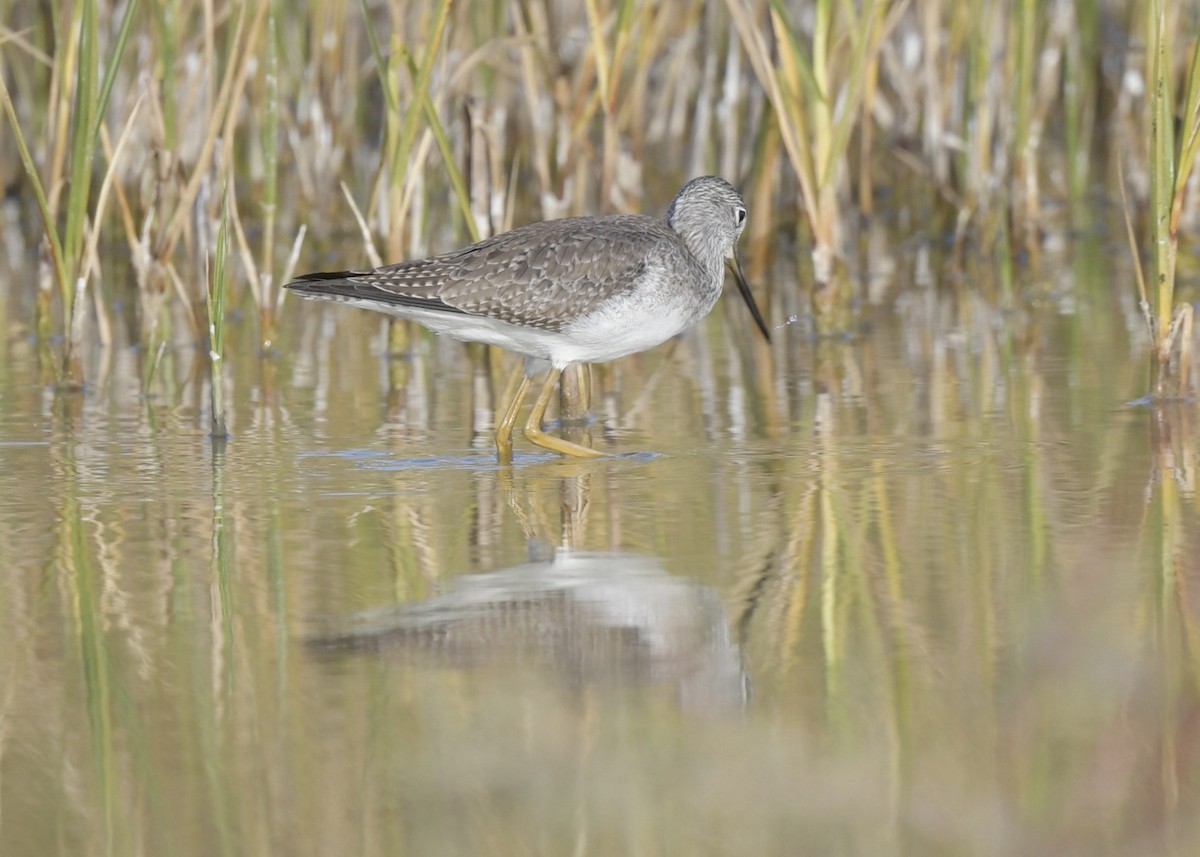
[495,374,532,463]
[523,367,605,458]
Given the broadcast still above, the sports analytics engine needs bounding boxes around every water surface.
[1,235,1198,856]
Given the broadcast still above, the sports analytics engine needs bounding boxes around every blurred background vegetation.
[1,0,1198,393]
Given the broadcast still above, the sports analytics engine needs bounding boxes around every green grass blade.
[1172,34,1200,226]
[394,0,452,187]
[261,1,279,290]
[357,0,399,114]
[90,0,140,144]
[825,0,882,187]
[766,0,822,102]
[63,0,99,286]
[0,62,69,298]
[1148,0,1175,342]
[403,53,479,244]
[155,0,179,148]
[208,182,231,438]
[1012,0,1036,176]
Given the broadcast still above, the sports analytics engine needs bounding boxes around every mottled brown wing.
[289,215,681,331]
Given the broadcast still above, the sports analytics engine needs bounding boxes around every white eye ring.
[735,207,747,227]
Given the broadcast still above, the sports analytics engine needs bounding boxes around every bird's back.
[287,213,703,332]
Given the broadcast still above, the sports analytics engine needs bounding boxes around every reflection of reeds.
[67,494,118,852]
[11,263,1200,851]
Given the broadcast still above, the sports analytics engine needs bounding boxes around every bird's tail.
[284,270,365,300]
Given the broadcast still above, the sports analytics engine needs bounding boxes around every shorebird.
[286,175,769,460]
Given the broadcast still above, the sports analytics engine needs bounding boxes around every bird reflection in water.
[307,549,748,713]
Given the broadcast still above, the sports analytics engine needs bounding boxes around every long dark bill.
[728,253,770,343]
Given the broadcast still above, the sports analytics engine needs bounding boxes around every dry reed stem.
[228,184,260,304]
[81,95,145,288]
[277,226,307,307]
[158,0,267,263]
[77,93,147,352]
[341,181,384,269]
[0,25,52,65]
[1177,304,1194,396]
[84,236,111,349]
[0,61,68,297]
[98,126,141,264]
[1117,157,1154,342]
[725,1,814,222]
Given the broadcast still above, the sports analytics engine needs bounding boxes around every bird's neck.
[667,219,724,281]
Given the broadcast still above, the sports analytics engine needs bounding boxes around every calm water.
[2,230,1199,856]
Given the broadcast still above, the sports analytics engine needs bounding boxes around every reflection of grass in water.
[66,492,118,854]
[7,347,1199,852]
[203,443,237,857]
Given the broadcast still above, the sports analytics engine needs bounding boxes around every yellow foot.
[523,426,606,458]
[523,366,605,459]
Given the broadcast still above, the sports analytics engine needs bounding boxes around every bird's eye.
[735,207,747,227]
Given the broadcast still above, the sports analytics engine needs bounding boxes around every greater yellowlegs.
[286,176,769,460]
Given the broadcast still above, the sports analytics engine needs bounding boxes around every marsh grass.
[0,0,1197,395]
[207,181,231,439]
[0,0,138,385]
[1137,0,1199,399]
[728,0,884,288]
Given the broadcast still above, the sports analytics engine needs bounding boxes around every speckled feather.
[286,177,765,458]
[285,176,769,366]
[287,214,699,332]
